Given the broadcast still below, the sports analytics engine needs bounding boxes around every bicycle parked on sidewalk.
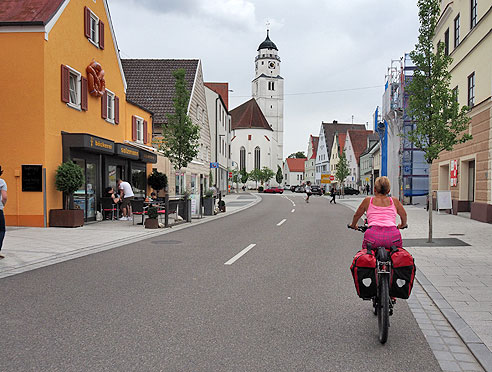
[349,223,412,344]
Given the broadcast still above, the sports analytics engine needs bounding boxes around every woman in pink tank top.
[349,177,407,249]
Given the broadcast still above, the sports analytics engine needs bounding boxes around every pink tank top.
[367,197,397,227]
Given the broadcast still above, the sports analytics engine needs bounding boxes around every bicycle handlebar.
[347,224,408,232]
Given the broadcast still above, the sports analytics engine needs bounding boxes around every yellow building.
[0,0,156,226]
[432,0,492,223]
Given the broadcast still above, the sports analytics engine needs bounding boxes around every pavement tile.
[439,360,462,371]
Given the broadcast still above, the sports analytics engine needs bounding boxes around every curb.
[337,198,492,371]
[0,194,262,280]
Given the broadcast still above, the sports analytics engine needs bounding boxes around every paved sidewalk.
[0,193,260,279]
[336,195,492,371]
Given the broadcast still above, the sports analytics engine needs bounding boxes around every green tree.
[260,167,275,186]
[249,168,262,188]
[335,151,350,195]
[288,151,306,159]
[240,169,249,186]
[147,169,168,194]
[276,165,283,184]
[55,161,84,209]
[406,0,471,242]
[159,69,201,172]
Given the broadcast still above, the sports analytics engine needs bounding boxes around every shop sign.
[139,150,157,163]
[450,159,458,187]
[87,135,114,153]
[22,164,43,192]
[62,133,115,154]
[116,144,139,160]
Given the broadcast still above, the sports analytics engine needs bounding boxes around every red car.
[263,187,284,194]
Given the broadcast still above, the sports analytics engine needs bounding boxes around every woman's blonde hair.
[374,176,391,195]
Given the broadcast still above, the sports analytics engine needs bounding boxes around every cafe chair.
[100,197,117,220]
[130,199,147,225]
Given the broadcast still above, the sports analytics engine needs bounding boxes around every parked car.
[264,187,284,194]
[294,186,305,193]
[284,184,291,190]
[310,185,323,195]
[343,186,360,195]
[290,185,298,192]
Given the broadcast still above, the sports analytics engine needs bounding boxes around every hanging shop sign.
[450,159,458,187]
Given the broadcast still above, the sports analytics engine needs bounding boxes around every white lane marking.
[277,219,287,226]
[291,209,295,213]
[224,244,256,265]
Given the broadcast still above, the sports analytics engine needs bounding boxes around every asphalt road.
[0,193,441,371]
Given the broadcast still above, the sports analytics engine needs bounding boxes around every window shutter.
[114,96,119,124]
[132,116,137,141]
[84,7,90,38]
[81,76,88,111]
[61,64,69,103]
[99,21,105,49]
[101,90,108,119]
[143,120,148,144]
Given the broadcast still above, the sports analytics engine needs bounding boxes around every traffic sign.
[329,175,335,181]
[210,162,219,169]
[321,174,330,184]
[229,172,233,178]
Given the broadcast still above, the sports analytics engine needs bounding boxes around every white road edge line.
[291,209,295,213]
[224,244,257,265]
[277,219,287,226]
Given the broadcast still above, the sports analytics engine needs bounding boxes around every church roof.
[230,98,273,131]
[258,30,278,51]
[286,158,306,173]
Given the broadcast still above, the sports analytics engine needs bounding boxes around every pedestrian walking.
[117,179,134,220]
[330,187,336,204]
[365,183,370,195]
[305,181,312,203]
[0,166,7,259]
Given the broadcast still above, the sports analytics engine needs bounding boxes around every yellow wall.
[0,0,152,226]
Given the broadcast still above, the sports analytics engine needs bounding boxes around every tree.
[276,165,283,184]
[159,69,201,172]
[260,167,275,186]
[240,169,249,186]
[249,168,262,188]
[406,0,471,242]
[147,169,168,194]
[288,151,306,159]
[55,161,84,209]
[335,151,350,195]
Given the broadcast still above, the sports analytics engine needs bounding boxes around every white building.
[252,30,284,169]
[343,130,373,189]
[284,158,306,187]
[304,135,319,185]
[205,83,231,194]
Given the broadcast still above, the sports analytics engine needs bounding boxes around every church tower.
[252,30,284,167]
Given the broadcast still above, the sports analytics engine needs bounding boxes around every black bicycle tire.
[378,275,390,344]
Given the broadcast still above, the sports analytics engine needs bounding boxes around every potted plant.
[144,206,159,229]
[50,161,85,227]
[148,169,168,197]
[203,189,215,216]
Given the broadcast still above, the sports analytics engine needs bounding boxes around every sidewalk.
[0,193,260,280]
[336,194,492,370]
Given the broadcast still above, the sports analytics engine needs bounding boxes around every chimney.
[333,120,338,124]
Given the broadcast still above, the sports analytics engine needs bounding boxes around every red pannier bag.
[350,249,377,299]
[389,248,416,299]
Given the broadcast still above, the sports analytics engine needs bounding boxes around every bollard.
[165,194,169,228]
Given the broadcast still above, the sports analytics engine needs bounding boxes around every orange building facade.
[0,0,155,226]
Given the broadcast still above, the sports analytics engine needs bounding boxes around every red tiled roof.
[122,59,199,125]
[0,0,65,25]
[286,158,306,172]
[204,82,229,110]
[338,133,346,155]
[321,121,366,159]
[347,130,374,165]
[310,135,319,159]
[230,98,272,131]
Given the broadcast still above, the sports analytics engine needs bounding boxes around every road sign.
[321,174,330,184]
[229,172,233,178]
[210,162,219,169]
[329,175,335,181]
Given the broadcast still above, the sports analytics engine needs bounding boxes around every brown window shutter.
[99,21,105,49]
[114,96,119,124]
[81,76,88,111]
[143,120,148,143]
[101,90,108,119]
[61,64,69,103]
[84,7,90,38]
[132,116,137,141]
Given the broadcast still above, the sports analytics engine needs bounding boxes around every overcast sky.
[108,0,419,157]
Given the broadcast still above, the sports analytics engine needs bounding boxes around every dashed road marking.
[224,244,257,265]
[277,219,287,226]
[291,209,295,213]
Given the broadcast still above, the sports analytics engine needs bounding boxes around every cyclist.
[349,176,407,250]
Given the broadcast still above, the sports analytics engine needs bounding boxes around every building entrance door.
[72,158,98,221]
[468,160,475,202]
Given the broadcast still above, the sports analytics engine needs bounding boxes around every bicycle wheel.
[378,275,390,344]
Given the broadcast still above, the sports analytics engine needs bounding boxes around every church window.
[262,61,264,65]
[240,147,246,171]
[254,146,261,169]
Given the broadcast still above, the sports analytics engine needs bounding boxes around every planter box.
[203,197,215,216]
[49,209,84,228]
[144,218,159,229]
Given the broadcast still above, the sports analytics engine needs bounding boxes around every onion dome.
[257,30,278,51]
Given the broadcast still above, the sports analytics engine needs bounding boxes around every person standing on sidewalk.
[0,166,7,259]
[329,187,336,204]
[117,179,134,221]
[305,181,312,203]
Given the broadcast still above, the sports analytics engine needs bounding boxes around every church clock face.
[268,61,275,69]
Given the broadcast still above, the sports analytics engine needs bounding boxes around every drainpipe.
[215,97,219,191]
